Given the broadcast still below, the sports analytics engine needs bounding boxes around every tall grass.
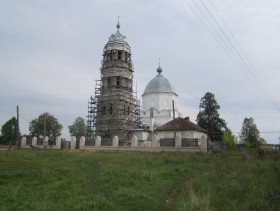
[0,149,279,210]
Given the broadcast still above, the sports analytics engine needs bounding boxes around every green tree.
[196,92,227,142]
[240,117,261,147]
[29,112,63,138]
[0,117,18,147]
[68,117,87,138]
[222,128,237,147]
[258,137,267,145]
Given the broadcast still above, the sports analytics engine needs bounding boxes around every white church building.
[141,65,181,128]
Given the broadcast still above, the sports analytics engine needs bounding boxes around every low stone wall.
[79,146,207,152]
[21,135,207,152]
[80,135,207,152]
[21,136,62,149]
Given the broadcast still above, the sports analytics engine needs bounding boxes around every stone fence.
[20,135,207,152]
[21,136,62,149]
[78,135,207,152]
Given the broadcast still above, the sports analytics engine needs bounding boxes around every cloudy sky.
[0,0,279,144]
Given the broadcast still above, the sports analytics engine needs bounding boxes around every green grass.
[0,149,279,210]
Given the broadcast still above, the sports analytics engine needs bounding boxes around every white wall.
[156,130,207,140]
[142,92,178,112]
[141,92,181,127]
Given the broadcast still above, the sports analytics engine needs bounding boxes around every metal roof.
[105,22,131,53]
[143,66,177,95]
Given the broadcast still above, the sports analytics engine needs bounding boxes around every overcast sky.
[0,0,279,144]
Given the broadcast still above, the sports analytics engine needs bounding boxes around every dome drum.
[104,43,131,53]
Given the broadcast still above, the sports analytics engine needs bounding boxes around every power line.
[183,0,280,109]
[200,0,266,88]
[199,0,280,109]
[184,0,258,89]
[0,108,16,114]
[208,0,274,90]
[19,115,30,124]
[259,131,280,134]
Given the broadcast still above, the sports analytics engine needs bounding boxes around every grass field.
[0,148,279,210]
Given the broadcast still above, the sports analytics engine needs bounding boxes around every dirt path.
[164,183,183,210]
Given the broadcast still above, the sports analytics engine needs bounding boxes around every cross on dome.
[116,16,121,31]
[157,58,163,74]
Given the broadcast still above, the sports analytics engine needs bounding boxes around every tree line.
[197,92,266,147]
[0,113,87,146]
[0,92,265,147]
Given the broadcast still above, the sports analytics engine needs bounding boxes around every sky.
[0,0,279,144]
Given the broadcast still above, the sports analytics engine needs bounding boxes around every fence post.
[175,136,181,148]
[56,136,61,149]
[131,135,138,147]
[32,136,37,146]
[95,136,101,147]
[112,136,119,147]
[201,136,207,152]
[21,136,26,147]
[80,136,85,148]
[71,136,76,149]
[152,134,159,148]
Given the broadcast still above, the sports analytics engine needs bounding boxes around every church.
[86,21,208,151]
[141,64,181,129]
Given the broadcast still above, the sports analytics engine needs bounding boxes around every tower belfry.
[87,22,141,145]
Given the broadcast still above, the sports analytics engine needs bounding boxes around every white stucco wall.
[130,130,150,141]
[156,130,207,140]
[142,92,178,112]
[141,110,181,127]
[141,92,181,127]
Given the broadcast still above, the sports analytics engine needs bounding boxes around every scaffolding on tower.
[86,78,143,145]
[86,80,101,144]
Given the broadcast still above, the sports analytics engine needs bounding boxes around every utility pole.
[278,133,280,150]
[44,119,46,138]
[44,116,47,149]
[16,105,20,149]
[172,100,176,139]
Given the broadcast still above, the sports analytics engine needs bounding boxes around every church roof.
[156,117,207,132]
[105,21,131,52]
[143,65,177,95]
[107,22,128,44]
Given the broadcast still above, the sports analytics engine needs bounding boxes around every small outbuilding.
[155,117,208,151]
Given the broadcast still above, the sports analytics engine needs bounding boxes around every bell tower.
[87,21,141,146]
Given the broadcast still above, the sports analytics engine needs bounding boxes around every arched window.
[116,76,120,87]
[108,51,112,61]
[118,50,122,60]
[122,104,125,115]
[110,103,113,114]
[103,106,106,115]
[125,52,128,62]
[113,50,117,60]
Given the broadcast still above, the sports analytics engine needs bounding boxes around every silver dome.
[108,31,127,43]
[105,22,131,53]
[143,66,177,95]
